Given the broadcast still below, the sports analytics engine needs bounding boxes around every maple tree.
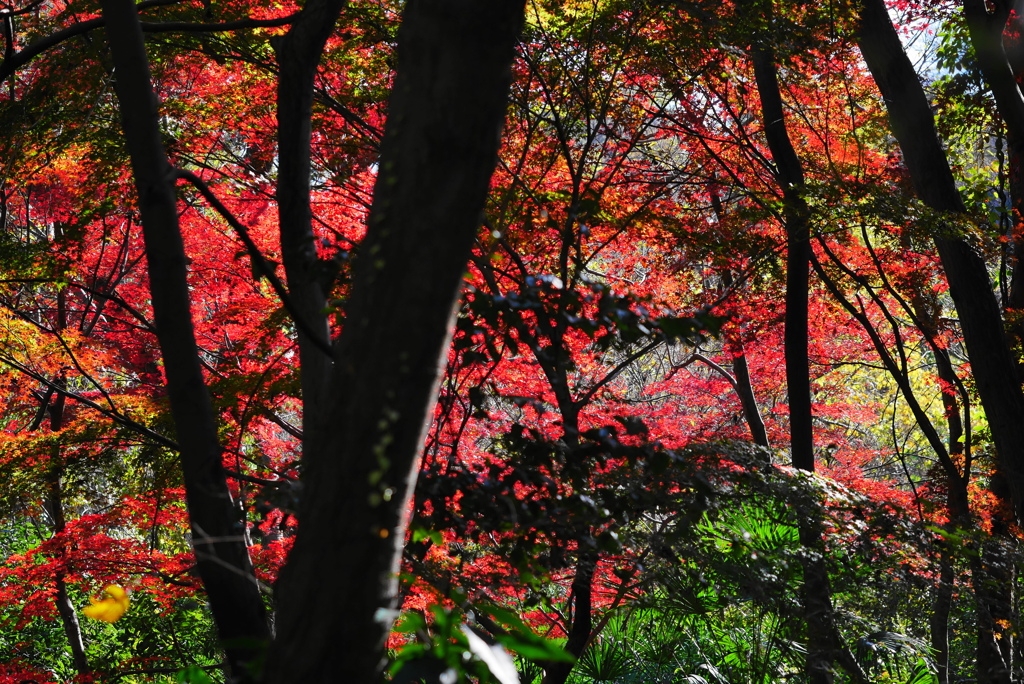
[2,0,1024,682]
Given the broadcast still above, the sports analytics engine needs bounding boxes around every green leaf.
[175,665,214,684]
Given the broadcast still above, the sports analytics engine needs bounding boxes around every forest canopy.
[0,0,1020,682]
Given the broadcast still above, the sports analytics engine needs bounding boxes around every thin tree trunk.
[715,249,770,449]
[48,461,89,675]
[750,42,820,684]
[263,1,524,680]
[749,40,868,684]
[730,351,769,448]
[748,48,813,470]
[44,285,90,675]
[909,288,968,684]
[273,0,344,414]
[931,547,955,684]
[54,576,88,673]
[100,1,270,678]
[540,551,596,684]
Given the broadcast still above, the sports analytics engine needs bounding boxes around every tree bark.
[749,41,868,684]
[749,47,812,471]
[274,0,345,414]
[44,287,90,675]
[540,551,596,684]
[100,0,270,678]
[263,0,524,680]
[715,249,770,449]
[48,462,89,675]
[962,0,1024,156]
[974,532,1015,684]
[730,350,770,448]
[858,0,1024,525]
[907,285,968,684]
[857,3,1024,680]
[961,0,1024,334]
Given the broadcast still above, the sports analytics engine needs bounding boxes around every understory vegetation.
[0,0,1021,681]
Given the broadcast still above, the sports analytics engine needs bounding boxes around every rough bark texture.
[100,0,270,677]
[262,1,524,680]
[858,0,1024,523]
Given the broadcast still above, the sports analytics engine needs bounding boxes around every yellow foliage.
[82,585,130,623]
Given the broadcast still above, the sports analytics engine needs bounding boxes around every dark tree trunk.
[54,576,88,673]
[973,479,1016,684]
[962,0,1024,156]
[749,48,812,471]
[974,535,1015,684]
[540,551,596,684]
[857,3,1024,679]
[731,349,770,448]
[45,287,90,675]
[930,548,955,684]
[961,0,1024,334]
[858,0,1024,525]
[909,286,968,684]
[716,260,770,449]
[263,1,524,680]
[750,43,823,684]
[48,457,89,675]
[749,42,867,684]
[273,0,345,414]
[100,0,271,678]
[957,12,1024,678]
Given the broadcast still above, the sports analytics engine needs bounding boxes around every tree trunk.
[930,547,954,684]
[749,41,868,684]
[100,1,271,678]
[263,1,524,680]
[750,42,818,682]
[43,286,90,675]
[54,576,88,674]
[974,539,1014,684]
[749,47,812,470]
[274,0,345,414]
[908,285,968,684]
[716,258,770,449]
[857,3,1024,679]
[961,0,1024,336]
[48,463,89,675]
[540,551,596,684]
[731,348,770,448]
[858,0,1024,524]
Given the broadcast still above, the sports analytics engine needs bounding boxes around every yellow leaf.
[82,585,130,623]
